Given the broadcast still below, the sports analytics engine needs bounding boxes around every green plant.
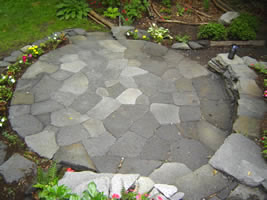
[0,116,7,128]
[227,20,256,40]
[236,13,260,31]
[36,162,58,186]
[161,0,171,8]
[262,130,267,158]
[176,3,184,16]
[159,8,172,15]
[250,63,267,75]
[197,23,227,40]
[0,86,13,102]
[203,0,210,12]
[123,0,148,24]
[175,34,191,43]
[126,29,139,40]
[0,74,16,86]
[148,23,173,43]
[120,188,150,200]
[26,45,44,58]
[81,182,108,200]
[102,0,120,7]
[104,7,120,19]
[56,0,91,20]
[2,131,20,145]
[264,79,267,87]
[163,16,171,20]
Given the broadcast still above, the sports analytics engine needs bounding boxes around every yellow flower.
[34,45,38,49]
[134,29,138,33]
[142,35,146,39]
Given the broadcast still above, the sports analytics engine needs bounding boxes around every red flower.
[125,18,128,21]
[158,196,163,200]
[122,9,126,14]
[22,56,27,63]
[262,137,265,140]
[112,194,120,199]
[185,7,188,11]
[66,168,75,172]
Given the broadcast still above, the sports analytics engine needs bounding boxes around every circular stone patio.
[9,32,233,176]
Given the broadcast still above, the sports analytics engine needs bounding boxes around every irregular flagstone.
[155,125,182,143]
[150,103,180,125]
[140,59,168,77]
[136,94,150,105]
[175,164,232,200]
[0,153,37,183]
[32,75,62,102]
[121,67,148,77]
[87,97,121,120]
[228,64,257,80]
[110,174,140,197]
[162,69,182,81]
[82,118,106,138]
[22,61,59,79]
[116,88,142,104]
[91,156,121,173]
[163,50,184,66]
[50,70,73,81]
[11,91,34,105]
[149,93,173,104]
[143,42,168,57]
[119,76,138,88]
[233,116,261,138]
[99,40,127,53]
[53,143,96,171]
[149,162,192,185]
[154,184,178,198]
[59,54,79,63]
[108,132,147,157]
[172,92,200,106]
[216,53,244,66]
[197,120,228,151]
[136,177,155,194]
[51,108,89,127]
[9,105,30,118]
[209,134,267,187]
[134,73,162,96]
[10,114,43,138]
[149,188,168,200]
[106,83,126,98]
[50,91,76,107]
[118,158,162,176]
[60,60,87,73]
[60,72,89,95]
[128,59,142,67]
[83,134,116,157]
[175,77,194,92]
[237,78,262,97]
[178,121,199,140]
[96,88,109,97]
[25,130,59,159]
[227,184,267,200]
[31,100,64,115]
[179,106,201,122]
[56,124,91,146]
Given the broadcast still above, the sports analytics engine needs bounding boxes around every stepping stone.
[119,76,138,88]
[150,103,180,125]
[10,114,43,138]
[56,124,91,146]
[116,88,142,104]
[9,105,30,118]
[96,88,109,97]
[150,93,173,104]
[140,59,168,76]
[175,77,194,92]
[163,50,184,66]
[99,40,127,53]
[53,143,96,171]
[59,54,79,63]
[209,134,267,187]
[172,92,200,106]
[22,61,58,79]
[60,60,87,73]
[92,156,121,173]
[51,91,76,107]
[179,106,201,122]
[233,116,261,138]
[31,100,64,115]
[118,158,162,176]
[155,125,181,143]
[50,70,73,81]
[82,118,106,138]
[143,42,168,57]
[87,97,121,120]
[0,141,7,165]
[108,132,147,158]
[11,91,34,105]
[0,153,36,183]
[25,129,59,159]
[149,162,192,185]
[188,41,204,50]
[162,69,182,81]
[121,67,148,77]
[136,177,155,194]
[60,72,89,95]
[171,43,190,50]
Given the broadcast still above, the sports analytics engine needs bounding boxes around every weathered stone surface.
[188,41,204,49]
[140,58,168,77]
[175,77,194,92]
[51,108,89,127]
[82,118,106,138]
[60,72,88,95]
[57,124,91,146]
[209,134,267,187]
[179,106,201,122]
[136,94,150,105]
[143,42,168,57]
[176,164,231,200]
[162,69,182,81]
[96,88,109,97]
[197,120,228,151]
[99,40,127,53]
[0,141,7,165]
[119,76,138,88]
[0,61,10,68]
[218,11,240,25]
[111,26,133,40]
[11,91,34,105]
[216,53,244,67]
[11,114,43,138]
[149,188,168,200]
[87,97,121,120]
[31,100,64,115]
[54,143,96,171]
[170,192,185,200]
[150,103,180,125]
[172,92,200,106]
[116,88,142,104]
[237,78,262,97]
[178,58,209,79]
[9,105,30,118]
[22,61,59,79]
[228,64,257,80]
[242,56,258,67]
[171,43,190,50]
[50,70,73,81]
[83,134,116,157]
[154,184,177,198]
[60,60,87,73]
[51,91,75,107]
[121,67,148,77]
[155,125,181,143]
[227,184,267,200]
[4,55,18,63]
[109,132,147,157]
[0,153,36,183]
[59,54,79,63]
[233,116,261,138]
[136,176,155,194]
[70,35,87,43]
[91,156,121,173]
[150,93,173,104]
[149,162,192,185]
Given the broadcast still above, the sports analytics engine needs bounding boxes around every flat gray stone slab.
[179,106,201,122]
[11,91,34,105]
[155,125,181,143]
[99,40,127,53]
[9,105,30,118]
[209,134,267,187]
[233,116,261,138]
[227,184,267,200]
[172,92,200,106]
[31,100,64,115]
[116,88,142,104]
[82,118,106,138]
[136,176,155,194]
[0,153,36,183]
[61,60,87,73]
[92,156,121,173]
[22,61,58,79]
[60,72,88,95]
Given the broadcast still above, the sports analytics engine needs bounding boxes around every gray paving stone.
[143,42,168,57]
[59,54,79,63]
[0,141,7,165]
[130,112,159,139]
[50,91,76,107]
[233,116,261,138]
[96,87,109,97]
[228,64,257,80]
[134,73,162,96]
[209,134,267,187]
[57,124,91,146]
[73,28,86,35]
[119,76,138,88]
[106,83,126,98]
[99,40,127,53]
[154,184,177,198]
[163,50,184,66]
[87,31,113,40]
[25,129,59,159]
[10,114,43,138]
[170,192,185,200]
[227,184,267,200]
[119,158,162,176]
[91,156,121,173]
[162,69,182,81]
[155,125,182,143]
[169,138,214,170]
[136,177,155,194]
[136,94,150,105]
[87,97,121,120]
[71,92,101,114]
[116,88,142,104]
[51,108,89,127]
[54,143,96,171]
[178,121,199,140]
[104,105,148,138]
[149,162,192,185]
[149,93,173,104]
[0,153,36,183]
[175,77,194,92]
[11,91,34,105]
[121,67,148,77]
[59,72,88,95]
[50,70,73,81]
[111,26,133,40]
[140,58,168,76]
[15,79,40,91]
[150,103,180,125]
[197,120,228,151]
[179,106,201,122]
[108,132,147,157]
[0,61,10,67]
[70,35,87,43]
[32,75,62,102]
[9,105,30,118]
[188,41,204,49]
[176,164,231,200]
[140,135,170,160]
[171,43,190,50]
[82,118,106,138]
[237,78,262,97]
[4,55,18,63]
[31,100,64,115]
[172,92,200,106]
[22,61,59,79]
[36,113,51,126]
[60,60,87,73]
[83,134,116,157]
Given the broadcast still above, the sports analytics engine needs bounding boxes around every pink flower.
[158,196,163,200]
[112,194,120,199]
[28,54,32,58]
[66,168,75,172]
[22,56,27,63]
[136,194,141,200]
[144,194,149,197]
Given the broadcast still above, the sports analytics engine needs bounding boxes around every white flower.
[11,79,15,83]
[0,123,2,127]
[126,32,130,36]
[54,37,57,40]
[19,60,23,63]
[1,118,5,122]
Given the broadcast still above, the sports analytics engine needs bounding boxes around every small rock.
[21,45,31,53]
[196,40,210,48]
[4,56,18,63]
[0,61,10,68]
[171,43,191,50]
[188,41,204,49]
[111,26,134,40]
[154,184,178,198]
[219,11,240,25]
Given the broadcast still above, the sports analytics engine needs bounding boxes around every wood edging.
[210,40,266,47]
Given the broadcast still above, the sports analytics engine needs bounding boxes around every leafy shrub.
[162,0,171,8]
[102,0,120,7]
[197,23,227,40]
[104,7,120,19]
[175,34,191,43]
[123,0,148,21]
[227,13,259,40]
[148,23,173,43]
[56,0,91,20]
[0,86,13,102]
